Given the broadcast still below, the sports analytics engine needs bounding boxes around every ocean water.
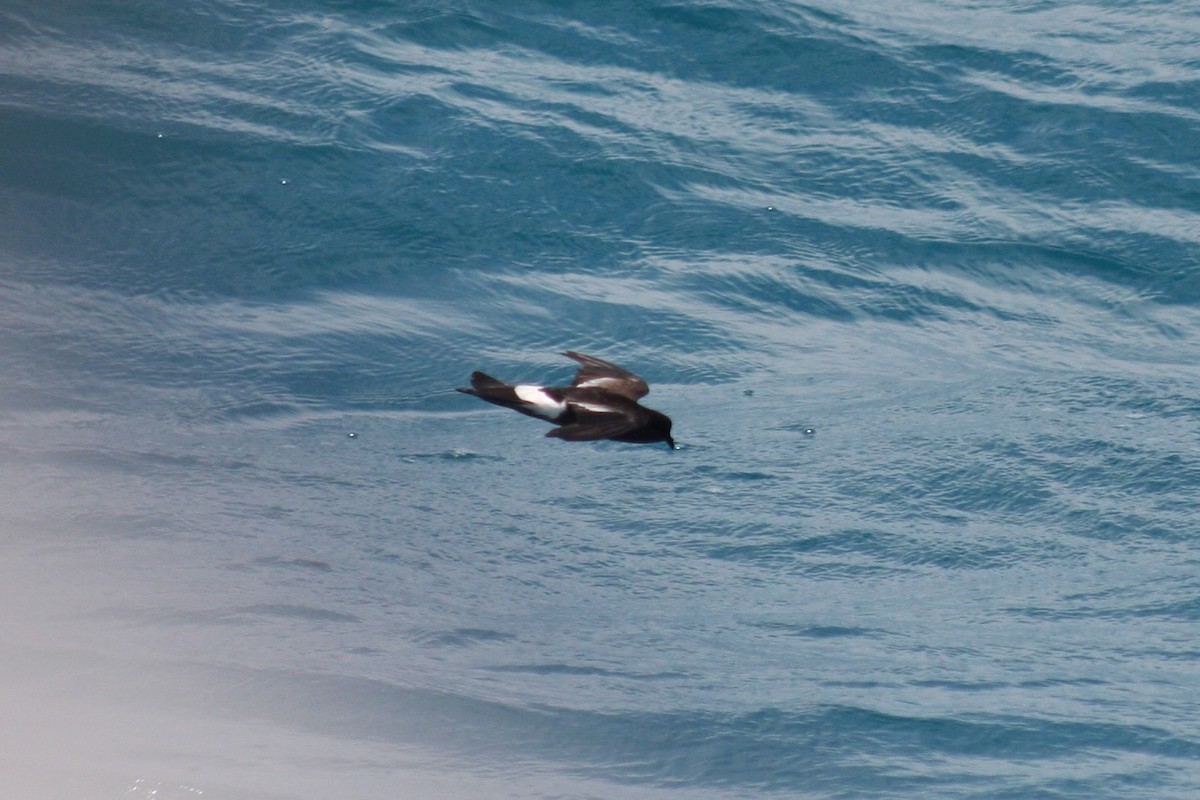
[2,0,1199,797]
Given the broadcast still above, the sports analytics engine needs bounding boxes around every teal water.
[3,2,1200,798]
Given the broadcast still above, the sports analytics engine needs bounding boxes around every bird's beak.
[666,437,676,450]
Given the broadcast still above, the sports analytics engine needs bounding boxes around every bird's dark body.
[457,352,675,449]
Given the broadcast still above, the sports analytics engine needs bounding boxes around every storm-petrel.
[457,351,675,449]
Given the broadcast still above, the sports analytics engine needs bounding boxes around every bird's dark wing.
[546,391,648,441]
[546,413,642,441]
[562,351,650,400]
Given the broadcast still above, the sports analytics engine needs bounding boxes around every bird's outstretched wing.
[562,351,649,400]
[546,414,641,441]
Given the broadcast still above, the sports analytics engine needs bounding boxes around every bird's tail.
[456,371,509,396]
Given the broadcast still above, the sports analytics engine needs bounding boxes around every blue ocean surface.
[2,1,1199,797]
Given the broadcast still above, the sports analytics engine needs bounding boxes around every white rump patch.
[514,384,567,419]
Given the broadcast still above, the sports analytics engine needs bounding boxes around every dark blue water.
[3,1,1200,797]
